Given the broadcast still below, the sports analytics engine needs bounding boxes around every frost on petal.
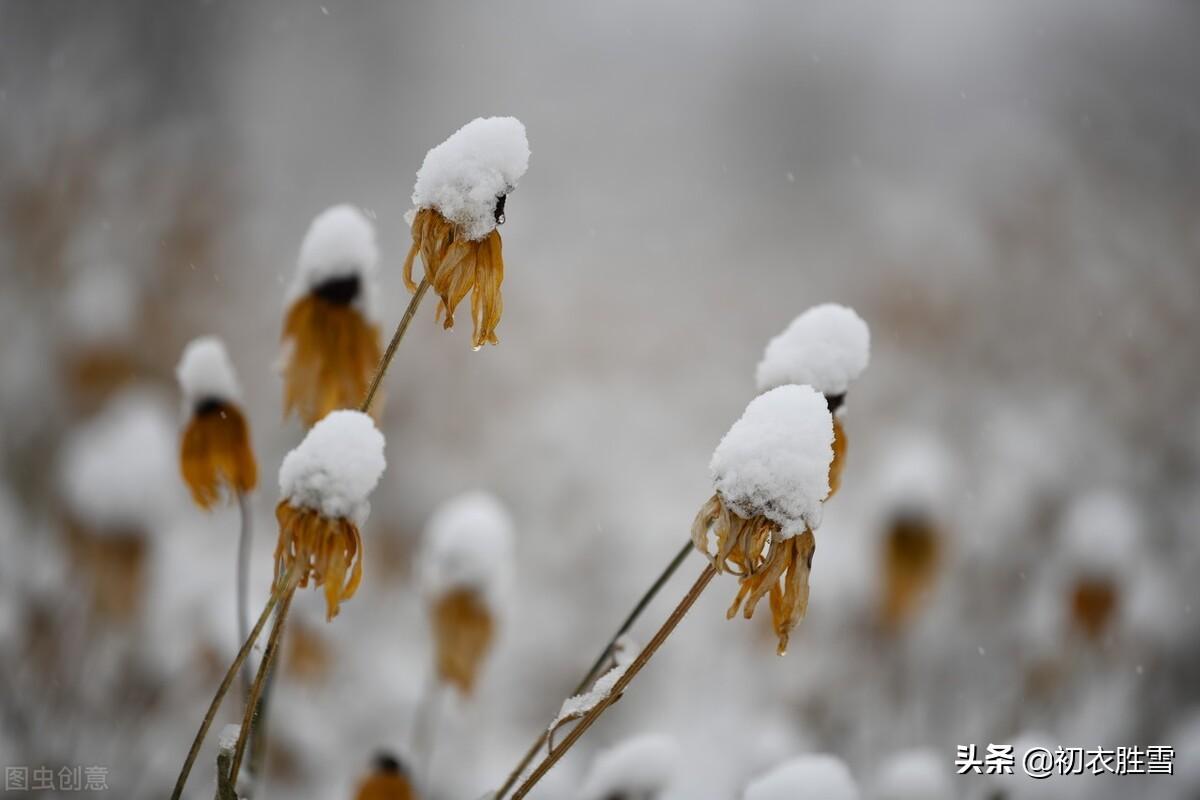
[755,304,870,397]
[290,204,381,320]
[710,385,834,536]
[419,490,515,611]
[743,755,859,800]
[411,117,530,241]
[577,733,682,800]
[278,410,386,525]
[175,336,241,407]
[548,636,638,746]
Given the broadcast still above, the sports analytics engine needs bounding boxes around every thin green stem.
[510,565,717,799]
[494,539,693,799]
[360,277,431,414]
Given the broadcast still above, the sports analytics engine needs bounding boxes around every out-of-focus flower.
[274,410,386,619]
[743,754,859,800]
[352,753,417,800]
[577,732,681,800]
[282,205,383,426]
[175,336,257,508]
[1055,489,1141,641]
[692,385,834,655]
[418,491,514,694]
[755,303,869,497]
[403,117,530,349]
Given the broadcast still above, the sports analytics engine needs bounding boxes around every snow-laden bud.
[1055,489,1141,641]
[419,490,514,695]
[404,117,530,349]
[275,410,386,619]
[755,304,870,497]
[577,733,682,800]
[871,749,952,800]
[692,385,834,655]
[743,755,859,800]
[176,336,258,508]
[281,204,383,426]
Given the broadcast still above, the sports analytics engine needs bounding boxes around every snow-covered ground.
[2,2,1199,799]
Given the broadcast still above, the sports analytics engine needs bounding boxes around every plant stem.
[494,539,693,799]
[170,587,284,800]
[228,578,299,789]
[509,564,717,800]
[236,491,254,703]
[361,277,431,414]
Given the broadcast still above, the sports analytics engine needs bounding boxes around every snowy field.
[2,2,1199,799]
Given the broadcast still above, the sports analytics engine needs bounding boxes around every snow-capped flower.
[418,490,514,694]
[175,336,258,508]
[577,733,682,800]
[692,385,834,655]
[352,753,416,800]
[743,754,859,800]
[1055,489,1141,641]
[274,410,386,620]
[755,304,870,497]
[403,117,530,349]
[281,205,383,426]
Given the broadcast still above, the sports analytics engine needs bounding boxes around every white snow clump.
[292,204,380,317]
[577,733,682,800]
[278,410,386,526]
[743,754,859,800]
[419,490,515,610]
[755,303,870,397]
[176,336,241,406]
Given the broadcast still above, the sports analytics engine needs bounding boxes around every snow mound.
[60,389,181,533]
[412,117,530,241]
[873,430,956,518]
[292,204,380,316]
[711,385,833,536]
[419,490,515,609]
[577,733,682,800]
[176,336,241,406]
[279,410,386,525]
[744,754,859,800]
[755,304,870,397]
[872,749,952,800]
[1058,489,1141,578]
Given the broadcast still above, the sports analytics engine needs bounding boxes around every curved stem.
[170,587,283,800]
[228,578,298,789]
[494,539,693,799]
[236,491,254,703]
[361,277,431,414]
[510,565,716,800]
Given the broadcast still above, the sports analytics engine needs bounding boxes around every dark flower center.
[313,273,361,305]
[494,193,507,225]
[825,392,845,413]
[373,751,406,776]
[194,397,228,417]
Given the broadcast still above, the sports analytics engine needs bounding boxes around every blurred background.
[2,1,1199,798]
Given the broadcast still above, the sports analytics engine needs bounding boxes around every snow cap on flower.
[292,204,380,316]
[1057,489,1141,580]
[175,336,241,406]
[872,749,952,800]
[756,304,870,397]
[419,490,514,610]
[61,389,180,532]
[278,410,386,526]
[744,754,859,800]
[577,733,682,800]
[711,385,834,536]
[412,116,530,241]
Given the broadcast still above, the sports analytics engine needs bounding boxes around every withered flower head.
[353,752,416,800]
[176,336,257,508]
[404,117,530,349]
[1057,490,1141,641]
[282,204,383,426]
[756,304,869,498]
[880,510,942,630]
[692,385,833,655]
[275,410,386,620]
[419,490,514,694]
